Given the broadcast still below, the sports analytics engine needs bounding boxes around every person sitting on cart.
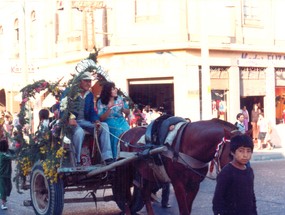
[61,72,114,166]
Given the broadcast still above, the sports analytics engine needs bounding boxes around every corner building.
[1,0,285,130]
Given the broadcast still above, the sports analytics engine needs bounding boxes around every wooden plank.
[86,146,167,178]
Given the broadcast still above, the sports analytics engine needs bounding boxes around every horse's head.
[218,128,244,169]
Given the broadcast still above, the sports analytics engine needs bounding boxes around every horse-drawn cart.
[14,52,237,215]
[26,142,166,215]
[13,55,165,215]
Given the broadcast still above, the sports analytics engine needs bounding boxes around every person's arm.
[99,108,112,122]
[249,169,258,215]
[96,98,111,122]
[85,92,99,123]
[121,98,130,116]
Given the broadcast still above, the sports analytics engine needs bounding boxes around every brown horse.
[118,117,238,215]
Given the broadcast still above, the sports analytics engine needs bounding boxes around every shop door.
[128,78,174,115]
[210,67,229,121]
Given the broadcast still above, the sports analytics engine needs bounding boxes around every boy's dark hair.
[0,139,9,152]
[39,109,49,120]
[230,134,253,152]
[236,113,243,120]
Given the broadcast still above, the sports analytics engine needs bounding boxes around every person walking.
[0,139,14,210]
[212,134,257,215]
[251,103,259,142]
[235,113,245,134]
[97,81,130,159]
[241,106,249,131]
[151,182,171,208]
[257,113,270,150]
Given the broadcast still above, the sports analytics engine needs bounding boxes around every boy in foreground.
[212,134,257,215]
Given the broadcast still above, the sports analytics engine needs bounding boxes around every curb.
[252,147,285,162]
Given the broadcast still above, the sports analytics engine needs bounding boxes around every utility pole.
[200,1,212,120]
[20,0,28,86]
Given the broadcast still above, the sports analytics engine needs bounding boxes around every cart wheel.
[30,161,64,215]
[112,165,144,214]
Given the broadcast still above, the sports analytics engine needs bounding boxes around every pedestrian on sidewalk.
[212,134,257,215]
[241,105,249,131]
[257,113,273,150]
[251,103,260,142]
[235,113,245,134]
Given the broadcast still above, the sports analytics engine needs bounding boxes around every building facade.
[1,0,285,127]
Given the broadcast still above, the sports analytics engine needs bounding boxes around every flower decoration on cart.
[13,79,64,190]
[14,50,134,189]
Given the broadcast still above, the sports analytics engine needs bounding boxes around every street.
[1,158,285,215]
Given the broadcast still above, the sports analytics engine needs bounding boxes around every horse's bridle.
[212,137,230,175]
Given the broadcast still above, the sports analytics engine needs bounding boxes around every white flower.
[63,136,71,144]
[60,97,68,110]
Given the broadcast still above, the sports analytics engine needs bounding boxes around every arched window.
[30,10,37,52]
[31,10,36,22]
[14,18,19,41]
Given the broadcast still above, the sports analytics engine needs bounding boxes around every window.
[31,10,36,22]
[135,0,159,22]
[14,18,19,41]
[242,0,263,27]
[30,11,37,51]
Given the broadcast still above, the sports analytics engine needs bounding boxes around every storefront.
[99,50,284,125]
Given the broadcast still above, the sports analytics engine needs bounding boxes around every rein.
[101,124,151,150]
[100,122,130,144]
[173,137,229,180]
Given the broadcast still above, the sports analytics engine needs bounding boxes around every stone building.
[1,0,285,129]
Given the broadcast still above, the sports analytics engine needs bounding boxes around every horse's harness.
[212,137,230,175]
[162,134,229,180]
[120,117,230,180]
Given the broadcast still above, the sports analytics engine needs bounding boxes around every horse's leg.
[141,180,155,215]
[171,180,190,215]
[185,184,200,213]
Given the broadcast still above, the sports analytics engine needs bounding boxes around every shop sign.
[10,63,38,73]
[238,52,285,67]
[57,0,105,10]
[71,0,105,9]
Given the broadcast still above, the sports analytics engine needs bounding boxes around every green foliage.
[13,55,133,189]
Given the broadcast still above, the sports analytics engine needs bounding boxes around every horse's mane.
[210,118,237,130]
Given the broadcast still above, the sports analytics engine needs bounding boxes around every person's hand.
[95,120,101,129]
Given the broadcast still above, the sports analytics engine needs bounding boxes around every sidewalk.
[252,147,285,162]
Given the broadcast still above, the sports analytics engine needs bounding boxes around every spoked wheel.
[30,161,64,215]
[112,164,144,215]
